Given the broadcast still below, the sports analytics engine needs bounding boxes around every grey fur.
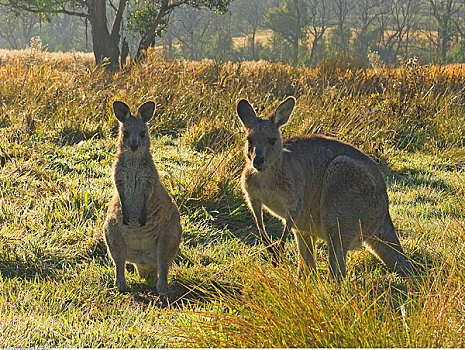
[103,101,182,305]
[237,97,417,279]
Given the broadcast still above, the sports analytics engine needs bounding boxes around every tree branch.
[110,0,127,38]
[2,0,87,18]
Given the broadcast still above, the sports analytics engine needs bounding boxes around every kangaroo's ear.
[138,101,155,123]
[113,101,131,123]
[272,96,295,128]
[237,99,259,129]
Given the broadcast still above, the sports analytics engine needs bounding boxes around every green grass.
[1,51,465,347]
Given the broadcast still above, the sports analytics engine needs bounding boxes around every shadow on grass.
[126,277,242,309]
[0,237,108,281]
[56,126,103,146]
[181,199,285,249]
[382,164,455,195]
[0,261,60,280]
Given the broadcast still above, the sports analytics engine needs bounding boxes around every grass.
[0,48,464,347]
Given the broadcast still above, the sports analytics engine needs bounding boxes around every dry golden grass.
[0,48,94,65]
[231,27,439,55]
[232,29,273,48]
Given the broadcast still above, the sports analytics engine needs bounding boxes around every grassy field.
[0,49,465,347]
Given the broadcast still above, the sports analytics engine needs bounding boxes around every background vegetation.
[5,0,465,68]
[0,48,464,347]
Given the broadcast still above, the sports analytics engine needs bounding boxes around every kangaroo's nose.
[253,156,265,170]
[130,142,139,151]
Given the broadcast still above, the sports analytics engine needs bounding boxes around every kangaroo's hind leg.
[321,217,357,280]
[104,222,127,292]
[364,213,417,277]
[320,156,384,280]
[156,215,182,307]
[321,188,361,279]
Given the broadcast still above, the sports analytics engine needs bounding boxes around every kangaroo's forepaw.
[138,212,147,226]
[158,295,168,308]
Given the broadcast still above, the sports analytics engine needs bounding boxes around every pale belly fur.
[120,220,159,265]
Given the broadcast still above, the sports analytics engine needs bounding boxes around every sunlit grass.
[0,49,464,347]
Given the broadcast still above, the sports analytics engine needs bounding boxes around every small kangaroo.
[237,96,417,279]
[103,101,182,306]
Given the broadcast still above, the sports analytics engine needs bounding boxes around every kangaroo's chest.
[120,165,154,219]
[123,168,146,198]
[121,223,159,264]
[247,175,292,219]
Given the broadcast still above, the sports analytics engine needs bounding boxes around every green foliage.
[3,0,73,20]
[447,39,465,63]
[264,0,309,64]
[128,0,231,46]
[326,26,352,59]
[205,25,235,61]
[264,0,308,42]
[353,27,383,64]
[127,0,168,38]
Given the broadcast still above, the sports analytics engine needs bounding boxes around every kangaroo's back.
[282,135,387,192]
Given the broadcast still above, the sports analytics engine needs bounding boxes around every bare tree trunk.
[3,0,127,70]
[331,0,350,54]
[88,0,127,70]
[292,37,299,65]
[121,38,129,68]
[309,35,321,64]
[308,0,328,65]
[251,26,256,60]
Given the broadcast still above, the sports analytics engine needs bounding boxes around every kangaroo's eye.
[123,132,129,138]
[269,138,277,145]
[140,132,146,137]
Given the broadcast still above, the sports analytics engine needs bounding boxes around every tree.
[330,0,352,55]
[204,13,234,60]
[1,0,229,70]
[231,0,271,60]
[307,0,330,65]
[40,14,88,52]
[264,0,309,65]
[428,0,462,61]
[377,0,420,64]
[168,5,214,60]
[128,0,230,60]
[0,8,37,49]
[353,0,385,57]
[326,25,351,58]
[1,0,127,70]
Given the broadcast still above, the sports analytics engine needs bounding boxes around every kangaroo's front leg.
[116,180,130,225]
[139,192,147,226]
[139,178,154,226]
[250,199,280,264]
[278,199,302,263]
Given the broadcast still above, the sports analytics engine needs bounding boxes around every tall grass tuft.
[182,253,465,348]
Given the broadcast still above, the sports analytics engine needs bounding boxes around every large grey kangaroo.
[103,101,182,306]
[237,96,417,279]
